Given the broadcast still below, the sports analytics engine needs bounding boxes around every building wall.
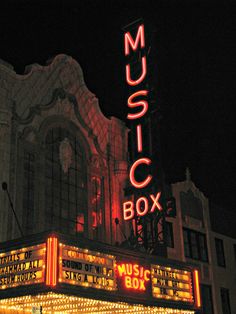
[210,232,236,314]
[2,54,235,313]
[0,55,129,245]
[167,173,236,314]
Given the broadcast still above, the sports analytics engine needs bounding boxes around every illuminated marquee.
[59,243,116,291]
[0,234,200,311]
[116,263,150,291]
[0,243,46,290]
[123,23,162,221]
[151,265,194,303]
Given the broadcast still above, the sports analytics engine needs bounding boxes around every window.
[183,228,208,262]
[199,233,208,261]
[45,127,87,235]
[215,238,226,267]
[165,222,174,248]
[180,190,203,222]
[183,228,191,257]
[23,151,35,234]
[190,232,199,259]
[234,244,236,261]
[221,288,231,314]
[91,176,105,241]
[201,285,214,314]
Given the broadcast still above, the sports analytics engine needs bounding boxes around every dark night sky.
[0,0,235,211]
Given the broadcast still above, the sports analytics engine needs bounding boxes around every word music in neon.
[117,263,150,291]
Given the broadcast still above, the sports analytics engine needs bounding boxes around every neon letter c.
[129,158,152,189]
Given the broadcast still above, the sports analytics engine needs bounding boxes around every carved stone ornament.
[91,155,100,168]
[59,138,73,173]
[56,98,73,118]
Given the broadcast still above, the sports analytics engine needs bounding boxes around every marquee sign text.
[151,265,194,303]
[59,243,116,291]
[0,243,46,289]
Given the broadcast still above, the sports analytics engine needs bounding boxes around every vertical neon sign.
[122,23,162,221]
[193,269,201,308]
[46,236,58,286]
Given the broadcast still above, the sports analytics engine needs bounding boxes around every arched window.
[91,176,105,241]
[22,150,35,234]
[44,127,87,235]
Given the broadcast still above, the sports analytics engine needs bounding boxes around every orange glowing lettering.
[123,22,162,222]
[150,192,162,212]
[139,266,144,278]
[126,264,132,275]
[144,269,150,281]
[124,276,146,290]
[132,277,139,289]
[117,264,126,276]
[133,264,139,276]
[124,24,145,56]
[125,276,132,288]
[123,201,134,221]
[139,279,145,290]
[129,158,152,189]
[117,263,150,291]
[126,56,147,86]
[127,90,148,120]
[136,124,143,152]
[136,196,148,216]
[122,193,162,221]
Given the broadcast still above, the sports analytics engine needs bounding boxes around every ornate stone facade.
[0,55,128,244]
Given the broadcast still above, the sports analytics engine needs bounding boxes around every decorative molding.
[13,89,69,125]
[1,55,127,161]
[90,154,105,170]
[13,88,107,158]
[91,154,100,168]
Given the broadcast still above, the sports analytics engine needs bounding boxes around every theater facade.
[0,54,202,313]
[0,232,201,313]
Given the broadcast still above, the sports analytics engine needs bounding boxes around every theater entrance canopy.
[0,232,201,313]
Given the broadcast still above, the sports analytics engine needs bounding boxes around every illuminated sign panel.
[59,243,116,291]
[116,263,150,291]
[0,243,46,290]
[0,235,200,310]
[151,265,194,303]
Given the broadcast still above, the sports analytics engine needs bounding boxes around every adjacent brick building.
[166,169,236,314]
